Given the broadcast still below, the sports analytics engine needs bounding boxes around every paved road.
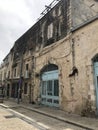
[0,106,47,130]
[10,106,87,130]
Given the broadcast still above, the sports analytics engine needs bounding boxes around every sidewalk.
[1,99,98,130]
[0,105,40,130]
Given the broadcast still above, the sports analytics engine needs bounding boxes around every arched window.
[92,54,98,62]
[41,64,58,73]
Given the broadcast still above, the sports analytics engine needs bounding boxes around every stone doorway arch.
[40,64,59,107]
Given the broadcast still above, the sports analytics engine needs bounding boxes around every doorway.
[41,64,59,107]
[11,83,19,98]
[7,84,10,97]
[94,62,98,114]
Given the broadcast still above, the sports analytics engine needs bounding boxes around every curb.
[21,105,95,130]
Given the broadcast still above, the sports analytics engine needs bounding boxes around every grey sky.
[0,0,51,63]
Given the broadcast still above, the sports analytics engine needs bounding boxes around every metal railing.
[37,0,61,21]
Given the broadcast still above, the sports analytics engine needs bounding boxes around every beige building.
[34,18,98,115]
[0,0,98,116]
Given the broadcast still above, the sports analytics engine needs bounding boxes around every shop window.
[24,83,28,94]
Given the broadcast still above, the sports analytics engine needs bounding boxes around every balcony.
[13,75,20,80]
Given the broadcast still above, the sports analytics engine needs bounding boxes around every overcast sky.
[0,0,52,63]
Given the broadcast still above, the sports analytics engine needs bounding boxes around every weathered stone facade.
[33,19,98,114]
[71,19,98,115]
[0,0,98,116]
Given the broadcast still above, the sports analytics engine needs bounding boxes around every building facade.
[0,0,98,116]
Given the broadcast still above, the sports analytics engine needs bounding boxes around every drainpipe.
[29,55,35,103]
[72,38,75,67]
[17,53,23,104]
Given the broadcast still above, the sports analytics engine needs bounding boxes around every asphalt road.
[10,106,87,130]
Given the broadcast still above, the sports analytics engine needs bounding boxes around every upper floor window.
[4,72,6,79]
[8,71,10,78]
[26,64,29,71]
[47,23,53,39]
[14,68,16,77]
[58,22,61,37]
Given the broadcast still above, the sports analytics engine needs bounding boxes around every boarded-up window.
[47,23,53,39]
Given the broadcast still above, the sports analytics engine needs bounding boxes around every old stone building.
[0,0,98,116]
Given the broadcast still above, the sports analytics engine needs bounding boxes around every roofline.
[15,0,61,44]
[71,15,98,32]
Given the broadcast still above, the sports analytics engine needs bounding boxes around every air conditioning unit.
[25,71,29,79]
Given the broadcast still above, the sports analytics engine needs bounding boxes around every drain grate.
[4,115,16,119]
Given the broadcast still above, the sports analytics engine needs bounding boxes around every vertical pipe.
[17,53,23,104]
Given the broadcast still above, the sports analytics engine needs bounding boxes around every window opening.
[47,23,53,39]
[26,64,29,71]
[24,83,28,94]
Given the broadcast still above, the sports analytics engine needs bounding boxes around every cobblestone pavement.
[1,100,98,130]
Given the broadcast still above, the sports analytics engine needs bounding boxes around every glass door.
[41,70,59,107]
[94,62,98,114]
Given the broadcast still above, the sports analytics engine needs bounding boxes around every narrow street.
[0,104,90,130]
[0,1,98,130]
